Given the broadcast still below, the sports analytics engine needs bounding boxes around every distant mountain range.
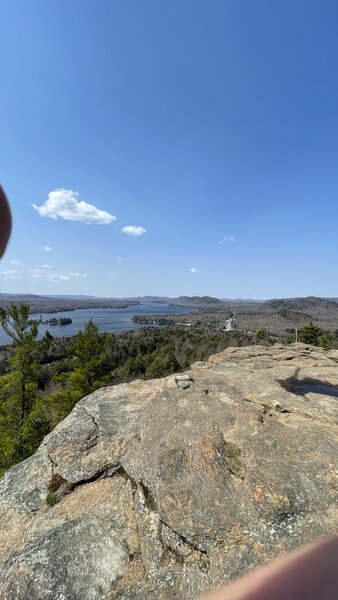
[1,293,338,307]
[266,296,338,311]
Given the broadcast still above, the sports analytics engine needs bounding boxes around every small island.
[44,317,73,326]
[131,315,175,325]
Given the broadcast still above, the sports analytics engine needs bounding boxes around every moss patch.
[223,441,244,478]
[46,491,58,506]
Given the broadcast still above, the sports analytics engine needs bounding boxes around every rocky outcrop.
[0,343,337,599]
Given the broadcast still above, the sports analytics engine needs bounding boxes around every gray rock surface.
[0,343,337,599]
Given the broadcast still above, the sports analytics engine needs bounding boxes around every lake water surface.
[0,303,193,346]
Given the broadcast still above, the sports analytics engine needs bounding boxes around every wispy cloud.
[33,189,116,225]
[0,269,22,280]
[29,268,45,280]
[42,264,52,269]
[121,225,147,236]
[48,274,71,282]
[189,267,200,273]
[108,273,118,278]
[43,246,52,252]
[29,269,87,283]
[217,236,235,244]
[115,257,122,261]
[9,259,21,265]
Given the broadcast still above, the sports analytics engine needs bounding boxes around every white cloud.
[121,225,147,236]
[190,267,200,273]
[33,189,116,225]
[115,257,122,261]
[29,268,44,279]
[0,269,22,280]
[43,246,52,252]
[29,269,86,283]
[82,273,89,278]
[10,259,21,265]
[48,274,71,282]
[42,264,52,269]
[217,236,235,244]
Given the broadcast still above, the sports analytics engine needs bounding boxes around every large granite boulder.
[0,343,337,599]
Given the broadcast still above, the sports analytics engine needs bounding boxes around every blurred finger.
[202,535,338,600]
[0,186,11,257]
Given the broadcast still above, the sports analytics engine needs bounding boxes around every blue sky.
[1,0,338,298]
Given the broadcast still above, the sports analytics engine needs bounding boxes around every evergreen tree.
[146,348,180,378]
[298,322,324,346]
[255,327,270,342]
[67,320,109,395]
[0,304,43,474]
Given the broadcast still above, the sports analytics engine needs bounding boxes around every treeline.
[253,321,338,347]
[132,315,176,325]
[0,296,139,314]
[0,303,252,476]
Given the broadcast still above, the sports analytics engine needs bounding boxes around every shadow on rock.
[278,376,338,398]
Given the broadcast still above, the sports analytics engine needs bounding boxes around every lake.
[0,303,193,346]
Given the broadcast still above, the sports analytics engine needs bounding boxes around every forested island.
[44,317,72,326]
[132,315,176,325]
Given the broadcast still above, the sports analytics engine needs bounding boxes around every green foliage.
[297,322,324,346]
[45,491,58,506]
[20,399,51,455]
[145,348,180,378]
[0,304,40,344]
[223,441,243,476]
[255,327,270,341]
[318,334,331,348]
[0,305,42,472]
[44,389,83,428]
[67,320,109,395]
